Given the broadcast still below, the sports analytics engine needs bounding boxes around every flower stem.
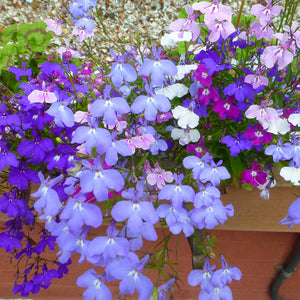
[236,0,246,28]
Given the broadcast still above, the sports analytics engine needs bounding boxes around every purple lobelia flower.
[9,62,32,81]
[0,143,19,171]
[78,158,125,202]
[8,161,40,191]
[131,83,171,121]
[108,253,153,299]
[138,46,177,86]
[111,185,159,236]
[32,265,58,289]
[77,270,112,300]
[264,137,293,162]
[212,254,242,287]
[109,50,137,87]
[31,171,64,216]
[183,153,212,181]
[157,278,176,300]
[90,84,130,126]
[158,173,195,208]
[0,103,21,127]
[222,133,252,157]
[87,221,130,266]
[0,189,28,218]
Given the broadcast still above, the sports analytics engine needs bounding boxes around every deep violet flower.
[222,133,252,156]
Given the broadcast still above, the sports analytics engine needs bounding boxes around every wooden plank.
[216,186,300,232]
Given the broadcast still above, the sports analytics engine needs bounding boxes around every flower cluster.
[0,0,300,299]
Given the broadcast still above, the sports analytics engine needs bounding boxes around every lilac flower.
[138,46,177,86]
[194,183,221,208]
[250,21,274,41]
[75,16,94,33]
[109,50,137,87]
[60,193,103,233]
[78,158,125,202]
[157,278,176,300]
[146,162,173,190]
[158,173,195,208]
[72,27,94,42]
[244,66,269,89]
[131,83,171,121]
[183,154,212,180]
[31,172,64,216]
[280,197,300,228]
[168,5,200,41]
[108,253,153,299]
[222,133,252,156]
[111,186,159,235]
[212,255,242,287]
[77,270,112,300]
[90,84,130,125]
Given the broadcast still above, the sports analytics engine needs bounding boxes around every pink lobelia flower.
[147,162,174,190]
[206,16,236,43]
[261,33,295,70]
[283,21,300,49]
[169,5,200,41]
[244,66,269,89]
[192,0,232,24]
[245,100,279,129]
[250,21,274,41]
[28,82,57,104]
[250,0,283,25]
[44,17,63,36]
[72,27,94,42]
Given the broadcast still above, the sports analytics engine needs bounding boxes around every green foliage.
[0,21,52,72]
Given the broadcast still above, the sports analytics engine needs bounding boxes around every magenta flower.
[212,98,240,120]
[244,124,273,146]
[242,160,267,187]
[192,63,212,87]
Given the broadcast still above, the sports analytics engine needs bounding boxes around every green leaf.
[0,45,18,69]
[177,41,187,55]
[0,24,18,45]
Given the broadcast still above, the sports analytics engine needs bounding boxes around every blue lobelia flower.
[90,84,130,126]
[131,83,171,121]
[138,46,178,86]
[108,50,137,87]
[77,270,112,300]
[78,158,125,202]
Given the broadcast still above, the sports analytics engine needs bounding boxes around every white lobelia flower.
[155,83,189,100]
[280,166,300,185]
[161,31,192,48]
[288,113,300,127]
[173,64,198,81]
[172,106,199,129]
[266,117,291,135]
[171,128,200,146]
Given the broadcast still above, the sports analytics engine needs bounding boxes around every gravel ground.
[0,0,299,60]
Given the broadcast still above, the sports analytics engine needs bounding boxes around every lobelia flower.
[31,172,64,217]
[168,5,200,41]
[0,190,28,218]
[241,160,267,187]
[261,33,295,70]
[77,270,112,300]
[212,254,242,287]
[78,158,125,202]
[28,82,57,104]
[194,183,221,208]
[0,143,19,171]
[173,63,198,81]
[280,164,300,186]
[32,265,58,289]
[283,21,300,48]
[244,124,273,147]
[90,84,130,125]
[244,66,269,89]
[44,17,63,35]
[8,61,32,81]
[172,105,200,129]
[72,27,94,42]
[161,31,192,47]
[280,197,300,228]
[250,21,274,41]
[75,16,95,33]
[158,173,195,208]
[250,0,283,25]
[108,50,137,87]
[222,133,252,157]
[206,16,236,43]
[245,100,279,129]
[264,137,293,162]
[155,83,189,100]
[108,253,153,300]
[138,46,177,86]
[183,153,212,181]
[146,162,174,190]
[87,221,130,266]
[171,127,201,146]
[111,185,159,236]
[131,83,171,121]
[156,278,176,300]
[212,97,240,120]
